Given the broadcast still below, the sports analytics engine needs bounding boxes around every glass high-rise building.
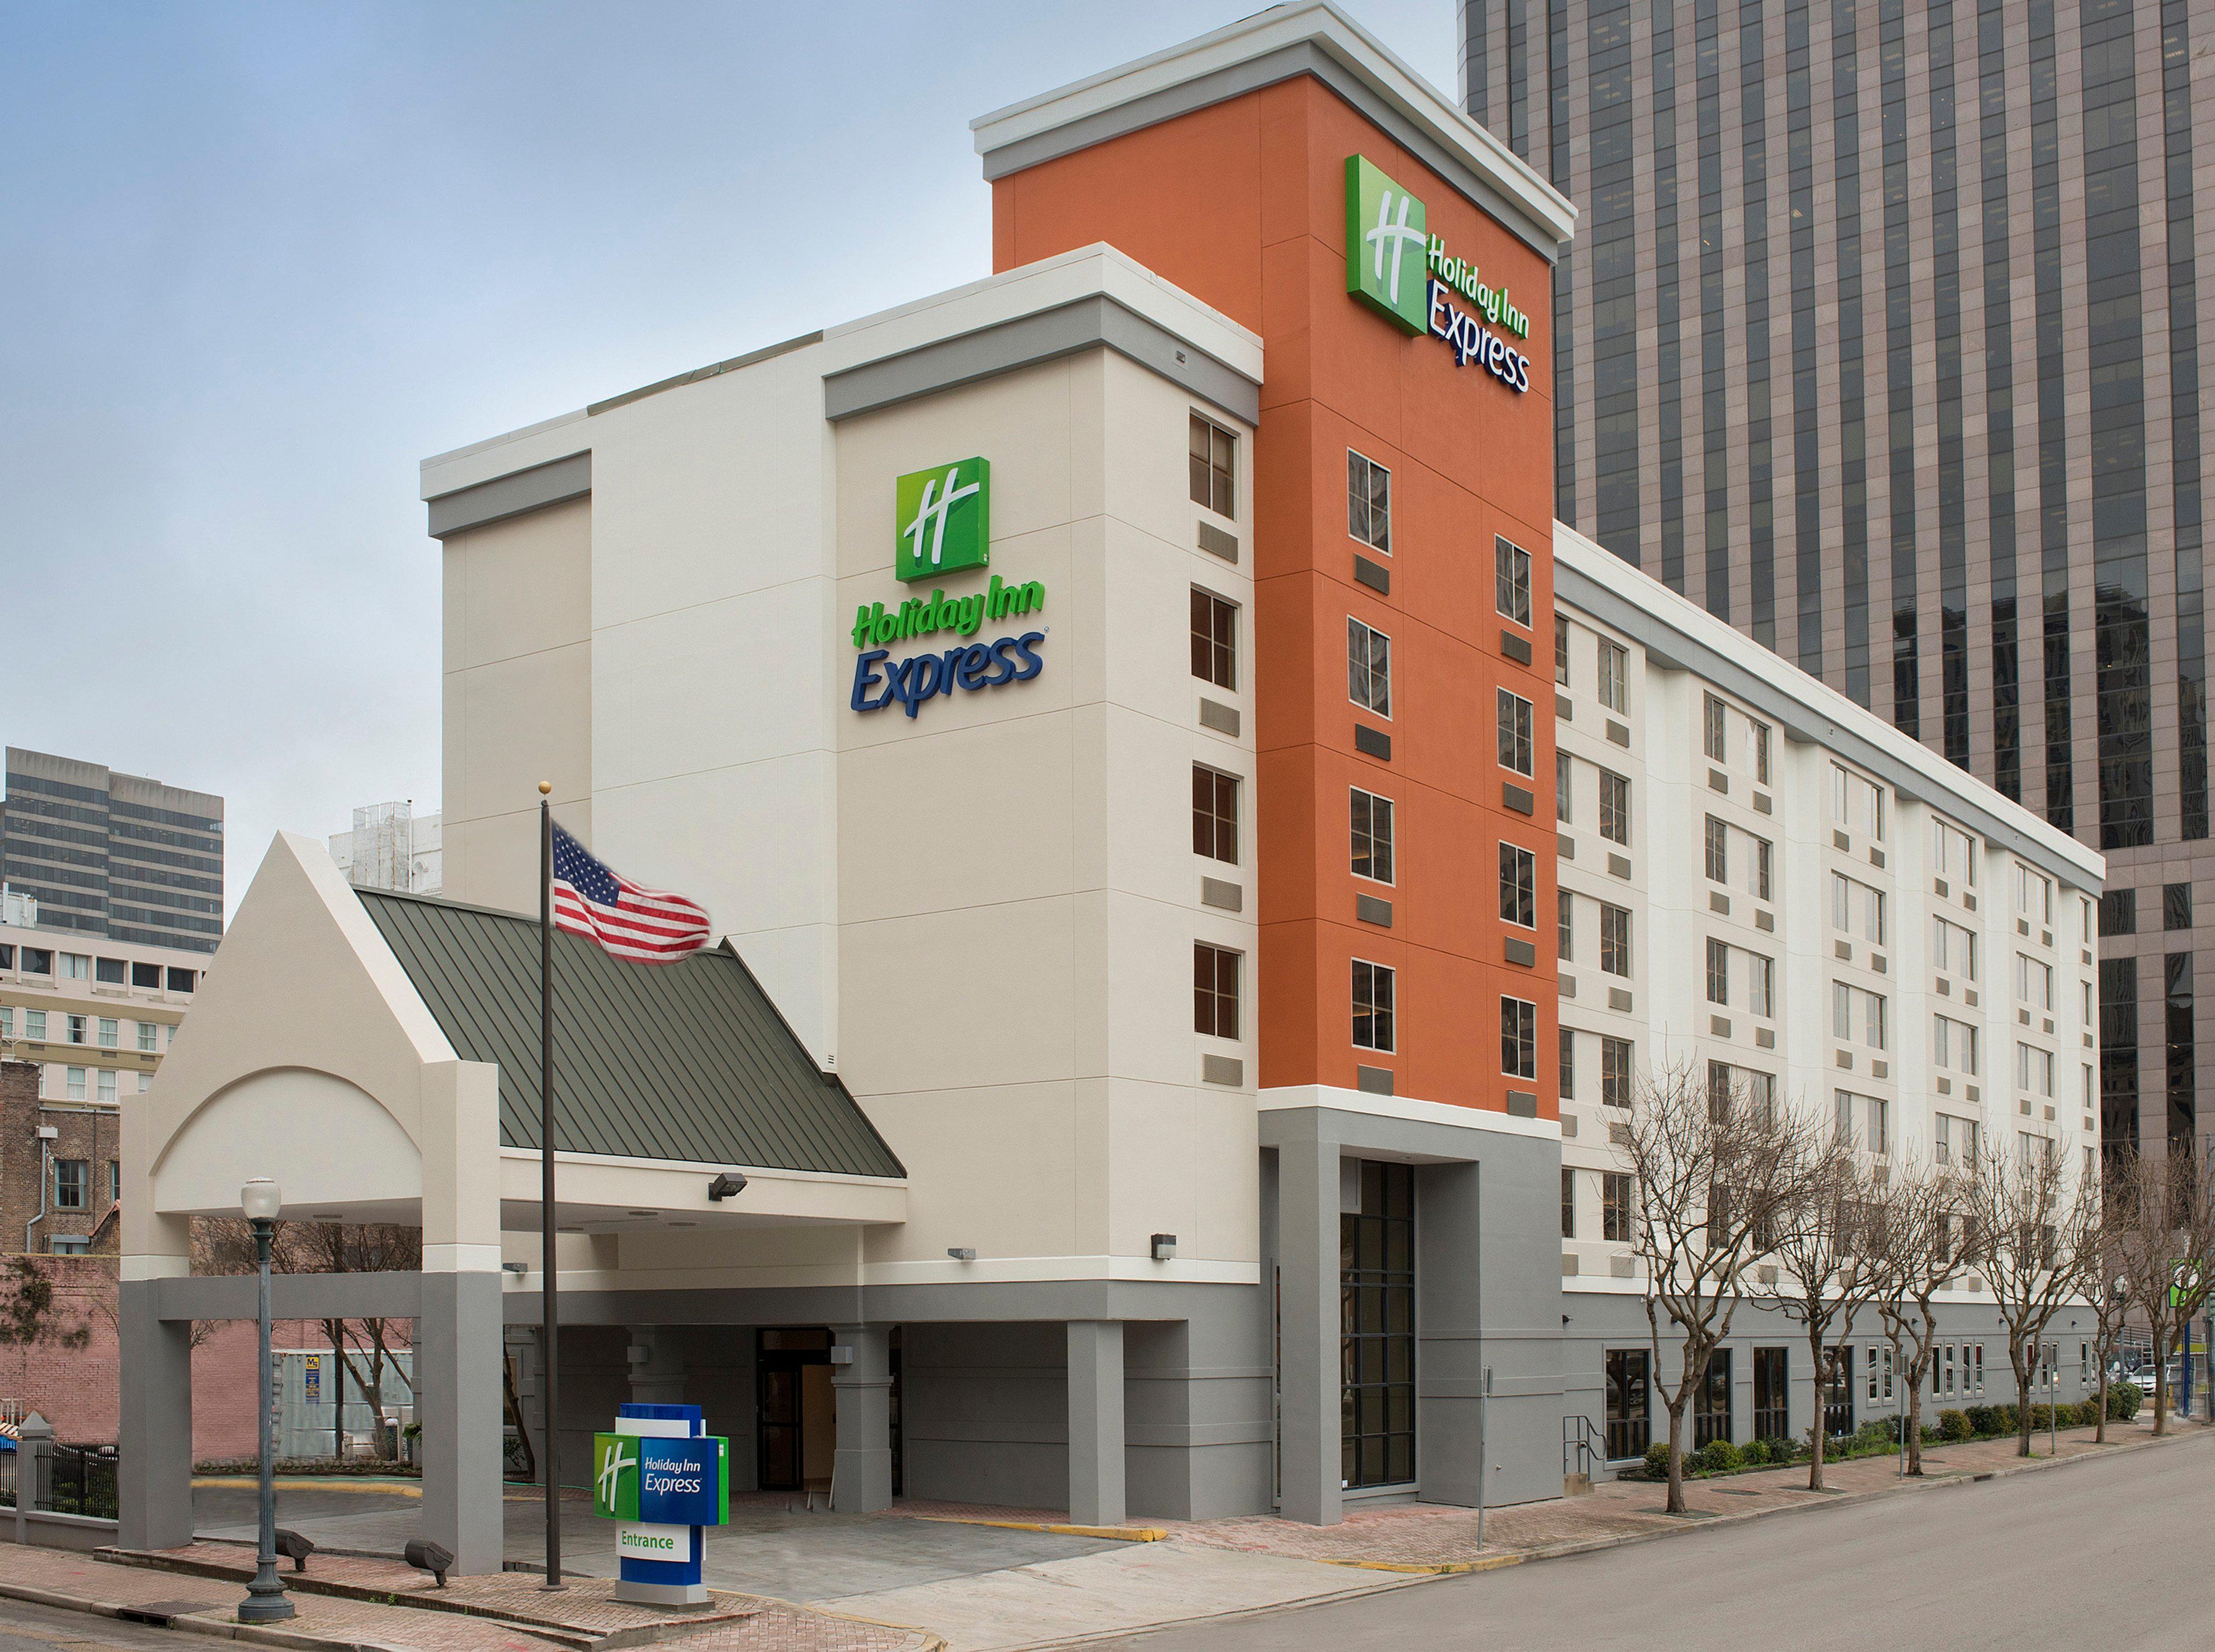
[1462,0,2209,1155]
[1,747,224,954]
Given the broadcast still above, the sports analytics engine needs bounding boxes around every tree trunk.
[502,1348,536,1484]
[1807,1342,1830,1491]
[2152,1330,2170,1437]
[2014,1360,2034,1457]
[1905,1369,1925,1475]
[2095,1366,2110,1445]
[1665,1398,1689,1514]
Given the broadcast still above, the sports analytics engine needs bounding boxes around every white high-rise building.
[329,803,442,896]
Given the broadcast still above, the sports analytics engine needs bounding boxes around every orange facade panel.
[997,74,1558,1118]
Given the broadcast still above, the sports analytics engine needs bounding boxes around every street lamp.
[238,1178,294,1625]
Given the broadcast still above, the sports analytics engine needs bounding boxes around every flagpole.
[538,781,564,1590]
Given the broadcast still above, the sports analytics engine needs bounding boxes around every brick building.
[2,1056,120,1254]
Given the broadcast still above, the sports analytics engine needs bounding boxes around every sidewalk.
[0,1542,940,1652]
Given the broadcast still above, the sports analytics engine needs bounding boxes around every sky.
[0,1,1460,917]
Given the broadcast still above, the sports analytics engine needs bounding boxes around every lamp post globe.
[238,1179,294,1623]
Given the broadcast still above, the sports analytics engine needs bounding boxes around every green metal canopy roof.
[356,888,904,1179]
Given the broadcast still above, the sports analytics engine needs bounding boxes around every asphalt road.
[0,1599,187,1651]
[1099,1433,2215,1652]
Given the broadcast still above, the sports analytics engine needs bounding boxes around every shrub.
[2063,1401,2094,1427]
[1764,1434,1800,1461]
[1938,1409,1972,1442]
[1964,1404,1996,1437]
[1738,1438,1770,1467]
[1702,1439,1743,1474]
[1991,1404,2019,1436]
[2108,1384,2142,1422]
[1643,1441,1674,1479]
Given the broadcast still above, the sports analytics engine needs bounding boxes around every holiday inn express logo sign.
[896,457,990,582]
[1344,155,1534,394]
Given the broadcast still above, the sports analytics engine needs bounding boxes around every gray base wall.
[1561,1290,2108,1475]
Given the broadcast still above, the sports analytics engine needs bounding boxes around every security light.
[707,1172,748,1202]
[274,1529,314,1573]
[240,1179,281,1223]
[403,1538,454,1588]
[1150,1234,1177,1262]
[947,1247,977,1262]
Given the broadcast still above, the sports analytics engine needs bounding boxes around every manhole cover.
[1711,1488,1762,1497]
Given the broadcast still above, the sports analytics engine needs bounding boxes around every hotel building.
[120,2,2100,1568]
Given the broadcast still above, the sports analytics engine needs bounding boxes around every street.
[0,1600,184,1652]
[1097,1434,2215,1651]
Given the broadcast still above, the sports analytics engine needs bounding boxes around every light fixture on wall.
[1150,1234,1177,1262]
[706,1172,748,1202]
[947,1247,977,1262]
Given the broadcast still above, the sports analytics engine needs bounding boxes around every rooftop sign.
[1345,155,1533,394]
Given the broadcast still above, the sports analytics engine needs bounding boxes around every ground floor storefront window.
[1340,1160,1413,1488]
[1605,1347,1650,1461]
[1754,1346,1789,1439]
[1695,1349,1732,1448]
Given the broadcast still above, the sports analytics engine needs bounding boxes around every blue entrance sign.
[592,1403,728,1605]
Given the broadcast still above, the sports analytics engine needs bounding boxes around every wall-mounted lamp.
[947,1247,977,1262]
[707,1172,748,1202]
[1150,1233,1177,1262]
[501,1261,529,1276]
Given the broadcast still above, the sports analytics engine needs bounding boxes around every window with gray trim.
[1347,450,1391,552]
[1601,1036,1633,1108]
[1351,789,1394,884]
[1498,689,1535,775]
[1353,960,1396,1052]
[1192,766,1238,865]
[1349,619,1392,716]
[1193,943,1240,1039]
[1501,995,1538,1078]
[1599,769,1630,845]
[1600,904,1631,977]
[1190,413,1236,517]
[1495,536,1532,625]
[1500,842,1537,928]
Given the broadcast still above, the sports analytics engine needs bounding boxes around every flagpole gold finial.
[538,781,553,796]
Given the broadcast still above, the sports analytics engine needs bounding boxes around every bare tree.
[1746,1135,1883,1490]
[1624,1060,1804,1514]
[0,1256,92,1394]
[2106,1144,2215,1437]
[1863,1158,1953,1475]
[290,1223,422,1459]
[1960,1136,2098,1457]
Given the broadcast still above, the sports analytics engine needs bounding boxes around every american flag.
[550,824,713,964]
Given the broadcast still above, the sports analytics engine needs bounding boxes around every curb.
[911,1517,1168,1544]
[0,1577,446,1652]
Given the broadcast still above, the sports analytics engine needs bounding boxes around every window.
[1191,413,1236,516]
[1750,719,1771,785]
[2100,888,2137,936]
[1603,1173,1634,1243]
[1600,905,1632,977]
[1349,619,1392,715]
[1832,983,1889,1049]
[1705,816,1729,883]
[1562,1167,1577,1238]
[1933,1015,1980,1076]
[66,1067,86,1101]
[1559,1027,1576,1097]
[65,1015,86,1045]
[1706,938,1730,1004]
[1754,1348,1789,1440]
[1749,952,1775,1018]
[2166,882,2194,932]
[2016,865,2052,924]
[1347,449,1390,550]
[1340,1160,1413,1487]
[1598,770,1630,845]
[22,948,52,975]
[2015,1042,2054,1097]
[1597,638,1627,712]
[1932,818,1977,886]
[1832,765,1886,838]
[97,1017,116,1049]
[110,1162,120,1204]
[2016,953,2053,1011]
[167,968,195,993]
[1704,693,1727,761]
[46,1236,89,1256]
[1193,766,1239,864]
[54,1160,85,1210]
[1500,843,1536,928]
[1501,997,1537,1078]
[1934,916,1978,979]
[136,1021,156,1054]
[1353,961,1396,1052]
[25,1009,46,1041]
[1190,588,1237,690]
[60,953,89,981]
[1497,690,1534,775]
[0,1008,10,1038]
[1696,1350,1733,1449]
[1935,1112,1960,1164]
[1555,615,1571,685]
[1834,1091,1888,1153]
[1558,889,1575,960]
[1600,1037,1633,1109]
[131,961,159,989]
[95,957,125,985]
[1350,789,1394,884]
[97,1069,115,1105]
[1605,1348,1651,1461]
[1556,752,1572,823]
[1495,536,1531,625]
[1193,943,1241,1039]
[1755,838,1773,902]
[0,945,11,969]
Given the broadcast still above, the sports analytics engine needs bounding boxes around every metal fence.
[46,1445,116,1519]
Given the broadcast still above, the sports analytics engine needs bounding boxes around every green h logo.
[895,457,991,583]
[1345,155,1429,335]
[592,1433,639,1521]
